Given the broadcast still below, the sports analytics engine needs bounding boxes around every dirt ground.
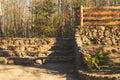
[0,63,79,80]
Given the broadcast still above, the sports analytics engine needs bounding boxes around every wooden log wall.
[77,6,120,26]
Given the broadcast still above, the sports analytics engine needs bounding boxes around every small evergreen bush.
[83,48,109,70]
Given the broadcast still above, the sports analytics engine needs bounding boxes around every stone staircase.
[44,38,75,62]
[0,38,75,65]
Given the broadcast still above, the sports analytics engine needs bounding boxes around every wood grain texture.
[83,16,120,21]
[84,21,120,26]
[83,6,120,10]
[84,11,120,15]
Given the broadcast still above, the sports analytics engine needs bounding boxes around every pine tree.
[31,0,57,37]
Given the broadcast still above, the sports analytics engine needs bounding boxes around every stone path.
[0,63,79,80]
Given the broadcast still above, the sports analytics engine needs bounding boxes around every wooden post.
[80,6,83,26]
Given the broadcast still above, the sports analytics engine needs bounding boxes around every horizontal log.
[84,6,120,10]
[84,11,120,15]
[79,6,120,26]
[83,16,120,21]
[83,21,120,26]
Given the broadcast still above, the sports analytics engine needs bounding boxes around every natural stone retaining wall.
[75,26,120,80]
[75,26,120,45]
[0,38,56,65]
[75,46,120,80]
[78,70,120,80]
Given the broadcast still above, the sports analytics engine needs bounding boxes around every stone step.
[54,41,74,45]
[49,44,74,50]
[54,38,74,44]
[56,38,74,41]
[46,50,74,56]
[44,56,74,59]
[40,56,75,62]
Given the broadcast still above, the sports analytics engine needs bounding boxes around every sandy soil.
[0,63,79,80]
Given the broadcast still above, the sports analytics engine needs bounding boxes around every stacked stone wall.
[0,38,56,65]
[76,26,120,45]
[75,26,120,80]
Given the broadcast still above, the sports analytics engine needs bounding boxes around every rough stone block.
[35,59,42,65]
[0,57,7,64]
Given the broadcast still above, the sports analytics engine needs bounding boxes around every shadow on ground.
[0,38,79,80]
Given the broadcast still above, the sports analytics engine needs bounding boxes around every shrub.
[83,48,109,70]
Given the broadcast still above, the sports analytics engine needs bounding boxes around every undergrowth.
[83,48,109,70]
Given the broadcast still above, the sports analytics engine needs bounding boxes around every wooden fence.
[76,6,120,26]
